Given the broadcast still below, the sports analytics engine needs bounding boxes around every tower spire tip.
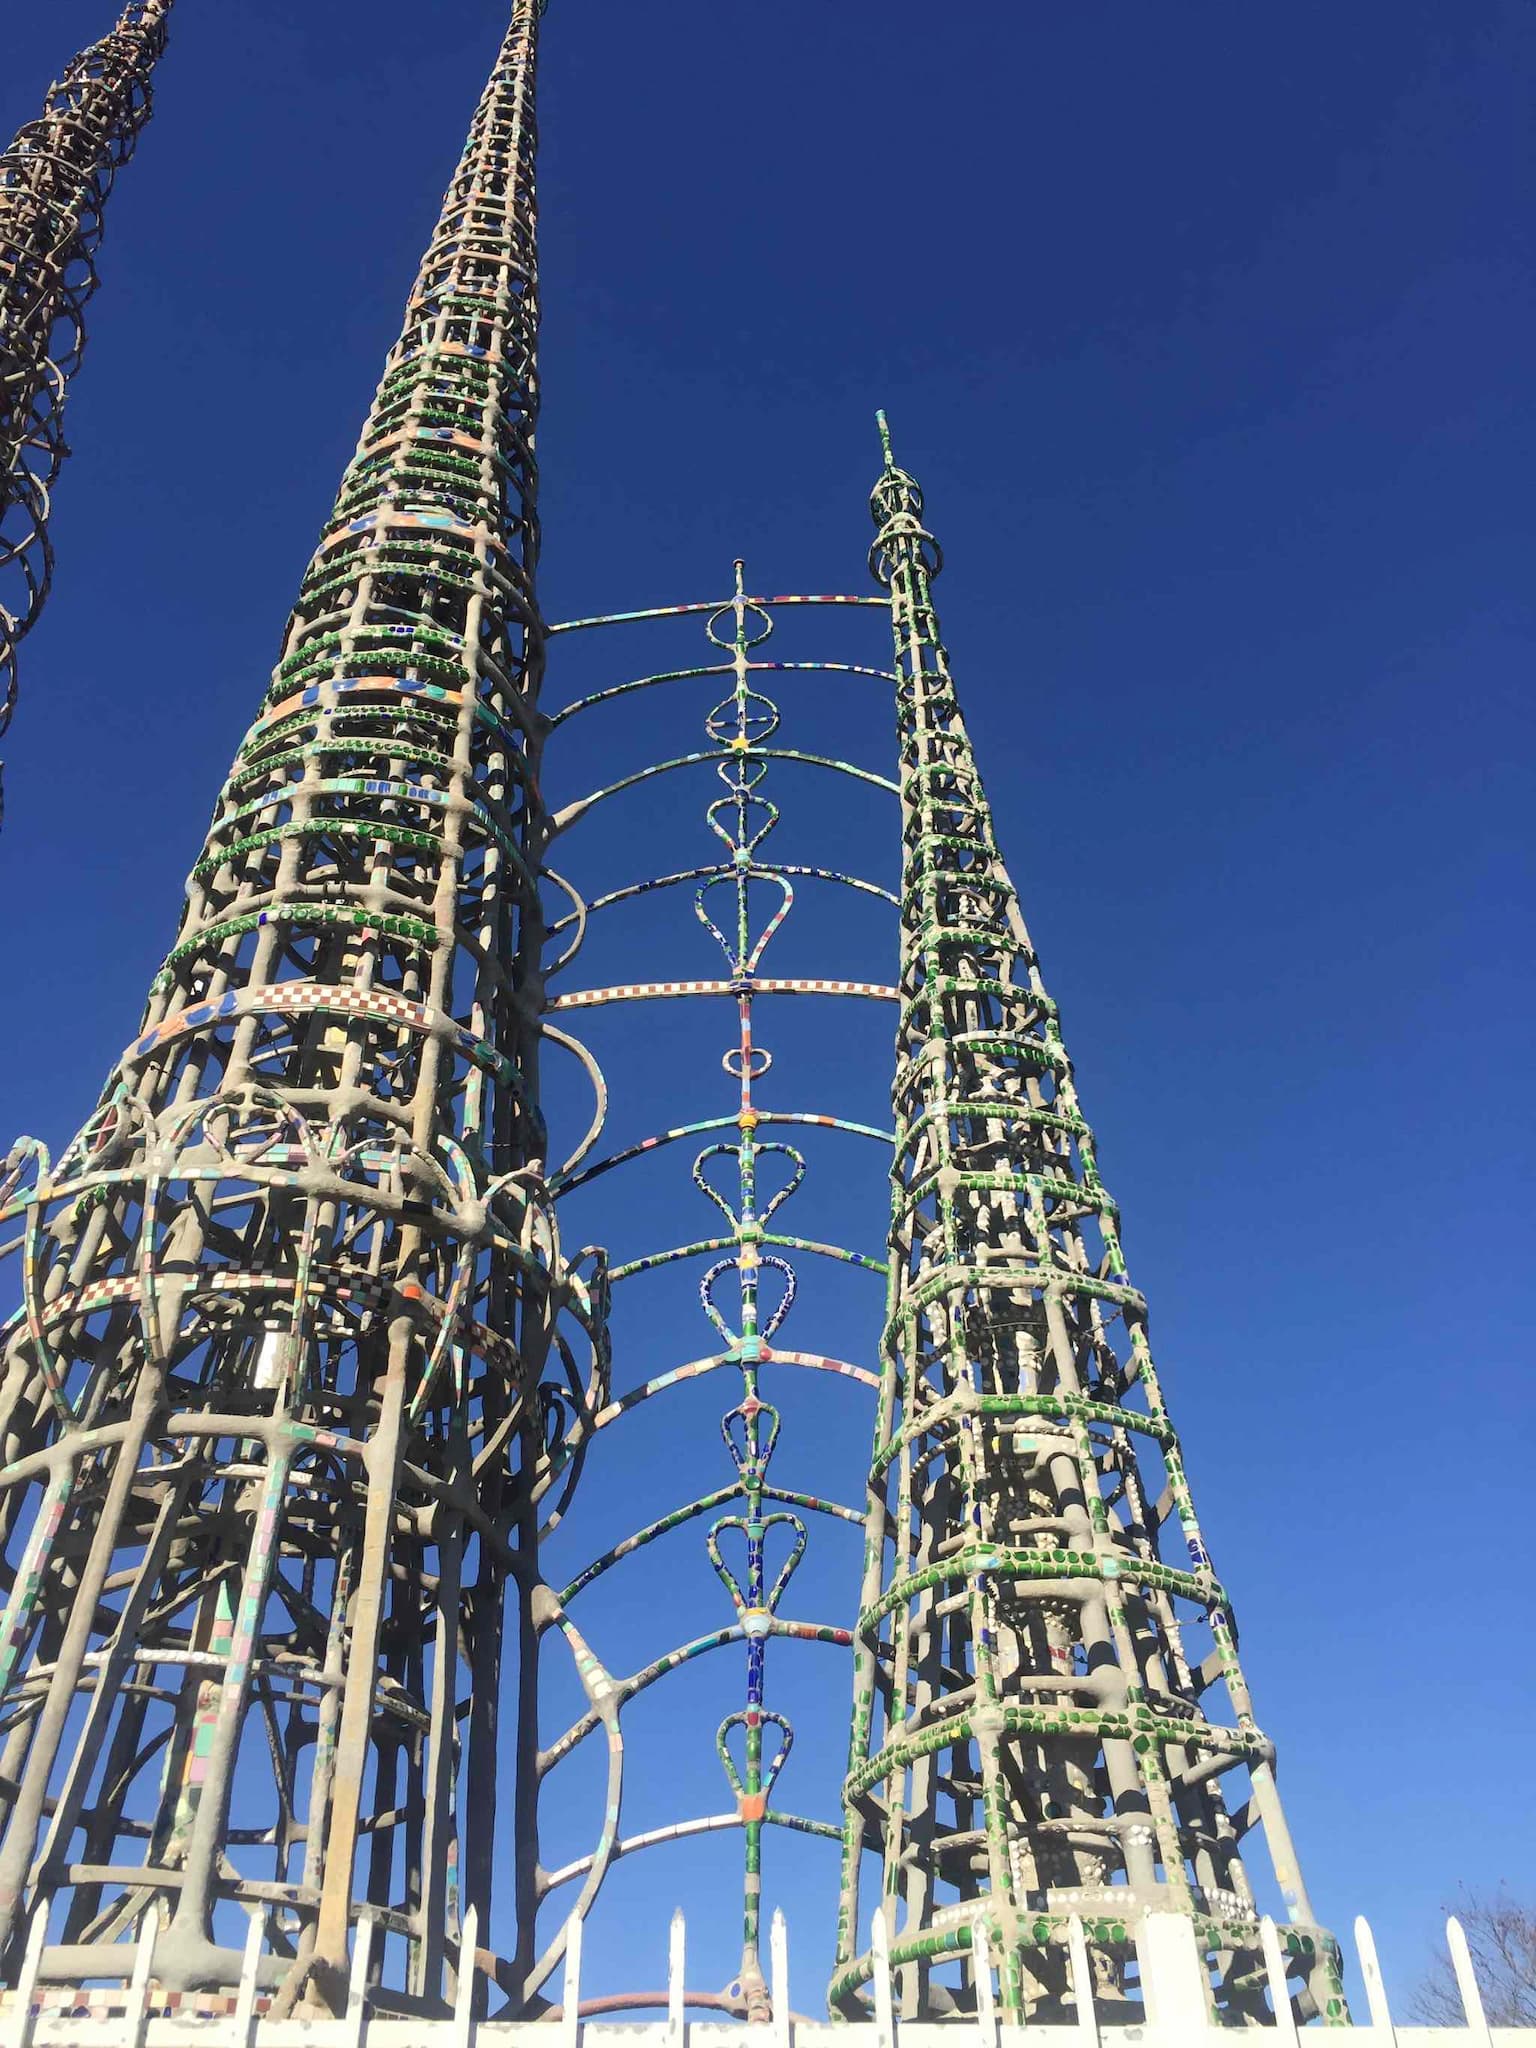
[875,409,894,469]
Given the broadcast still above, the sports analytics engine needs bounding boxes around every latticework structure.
[517,437,1343,2029]
[0,0,174,831]
[0,2,1345,2036]
[830,422,1341,2026]
[527,569,898,2021]
[0,0,604,2018]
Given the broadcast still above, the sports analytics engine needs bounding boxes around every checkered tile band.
[124,981,516,1086]
[548,976,900,1010]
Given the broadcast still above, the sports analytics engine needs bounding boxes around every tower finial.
[875,408,894,469]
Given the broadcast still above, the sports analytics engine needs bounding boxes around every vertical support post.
[1250,1762,1316,1925]
[3,1904,45,2048]
[1353,1916,1395,2041]
[562,1910,584,2048]
[972,1916,999,2048]
[316,1352,407,1983]
[1067,1916,1098,2048]
[668,1908,686,2048]
[771,1908,791,2048]
[1259,1918,1299,2048]
[1446,1916,1494,2048]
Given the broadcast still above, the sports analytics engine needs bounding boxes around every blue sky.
[2,0,1533,2018]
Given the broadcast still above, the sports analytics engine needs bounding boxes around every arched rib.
[550,658,896,728]
[551,1109,892,1197]
[551,748,897,835]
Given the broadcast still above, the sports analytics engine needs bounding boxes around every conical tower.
[0,0,175,830]
[833,421,1343,2027]
[0,0,601,2016]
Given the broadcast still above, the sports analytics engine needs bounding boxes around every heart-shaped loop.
[699,1255,739,1344]
[755,1255,796,1340]
[706,1511,805,1617]
[758,1510,808,1611]
[716,1709,794,1804]
[722,1042,772,1080]
[692,1143,744,1227]
[741,874,793,975]
[748,1143,804,1226]
[722,1395,781,1475]
[692,874,736,967]
[701,1250,796,1345]
[695,869,793,976]
[707,1513,754,1610]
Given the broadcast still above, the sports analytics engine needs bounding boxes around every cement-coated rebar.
[831,420,1345,2027]
[0,0,602,2017]
[0,0,174,833]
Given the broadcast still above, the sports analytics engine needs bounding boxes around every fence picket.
[563,1909,585,2048]
[668,1909,686,2048]
[1353,1915,1396,2041]
[871,1909,895,2048]
[1447,1916,1494,2048]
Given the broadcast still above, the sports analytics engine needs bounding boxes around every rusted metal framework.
[0,0,605,2020]
[830,422,1343,2027]
[0,0,174,832]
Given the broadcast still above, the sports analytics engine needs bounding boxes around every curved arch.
[588,1349,878,1432]
[525,1602,627,2002]
[539,1023,608,1181]
[607,1231,885,1285]
[547,977,899,1012]
[544,861,898,947]
[546,592,889,636]
[542,1613,853,1770]
[539,865,589,977]
[541,1805,842,1895]
[551,747,897,836]
[550,658,897,728]
[558,1479,863,1607]
[551,1109,892,1197]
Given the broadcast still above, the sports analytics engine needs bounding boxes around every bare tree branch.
[1407,1887,1536,2028]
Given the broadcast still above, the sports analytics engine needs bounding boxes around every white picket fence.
[0,1901,1530,2046]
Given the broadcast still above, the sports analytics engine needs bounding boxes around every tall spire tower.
[0,0,174,830]
[0,0,599,2017]
[833,423,1342,2027]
